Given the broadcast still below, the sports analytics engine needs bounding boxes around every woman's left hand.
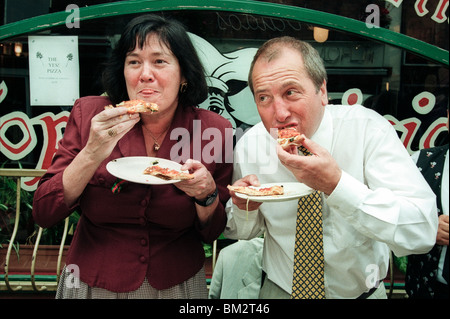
[175,159,216,200]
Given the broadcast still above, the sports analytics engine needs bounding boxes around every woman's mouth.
[139,89,155,97]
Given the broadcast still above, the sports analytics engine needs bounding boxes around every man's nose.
[273,98,291,123]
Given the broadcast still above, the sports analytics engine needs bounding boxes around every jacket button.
[140,238,147,246]
[139,256,147,263]
[139,217,146,225]
[140,199,148,207]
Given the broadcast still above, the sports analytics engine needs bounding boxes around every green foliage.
[0,163,79,246]
[0,170,34,245]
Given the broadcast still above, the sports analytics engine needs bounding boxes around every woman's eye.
[126,59,139,66]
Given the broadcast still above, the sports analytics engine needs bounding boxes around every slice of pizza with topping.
[143,165,194,180]
[227,184,284,196]
[105,100,159,114]
[277,127,305,150]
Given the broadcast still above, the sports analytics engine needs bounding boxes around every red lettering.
[415,0,429,16]
[0,112,36,159]
[348,93,358,105]
[432,0,449,22]
[23,112,69,190]
[0,111,69,191]
[419,97,429,107]
[384,115,421,154]
[420,117,448,149]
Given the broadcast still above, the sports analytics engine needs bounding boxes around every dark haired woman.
[32,14,232,299]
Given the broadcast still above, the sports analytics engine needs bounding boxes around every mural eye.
[208,105,224,115]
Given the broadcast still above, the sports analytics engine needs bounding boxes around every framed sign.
[28,35,79,106]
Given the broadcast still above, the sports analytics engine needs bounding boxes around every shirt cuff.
[326,170,370,221]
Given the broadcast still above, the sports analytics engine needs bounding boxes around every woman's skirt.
[56,265,208,299]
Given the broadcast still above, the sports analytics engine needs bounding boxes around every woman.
[32,14,233,298]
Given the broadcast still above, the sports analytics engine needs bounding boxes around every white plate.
[106,156,188,185]
[234,182,313,202]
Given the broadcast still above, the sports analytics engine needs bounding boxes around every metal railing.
[0,168,69,292]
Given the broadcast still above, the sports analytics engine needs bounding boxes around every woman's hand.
[175,159,219,226]
[83,107,140,163]
[175,159,216,200]
[62,106,139,207]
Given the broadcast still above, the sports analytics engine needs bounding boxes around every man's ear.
[319,80,328,106]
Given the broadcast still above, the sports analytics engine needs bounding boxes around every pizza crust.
[227,184,284,196]
[277,127,305,150]
[105,100,159,114]
[143,165,194,180]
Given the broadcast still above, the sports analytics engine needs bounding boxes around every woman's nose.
[139,63,154,82]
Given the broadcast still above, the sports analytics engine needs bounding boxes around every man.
[406,109,448,299]
[224,36,438,299]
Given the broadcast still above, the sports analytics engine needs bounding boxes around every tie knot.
[298,145,313,156]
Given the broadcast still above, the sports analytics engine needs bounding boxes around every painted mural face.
[189,34,260,131]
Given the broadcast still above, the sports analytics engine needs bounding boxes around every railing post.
[4,177,23,291]
[1,169,50,292]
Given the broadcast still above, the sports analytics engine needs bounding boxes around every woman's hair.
[248,36,327,94]
[102,14,208,107]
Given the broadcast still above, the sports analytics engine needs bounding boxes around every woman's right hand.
[62,106,140,207]
[84,107,140,163]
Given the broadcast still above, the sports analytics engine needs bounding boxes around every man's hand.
[436,214,449,246]
[229,174,263,211]
[277,137,342,195]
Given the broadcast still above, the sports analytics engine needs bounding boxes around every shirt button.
[140,199,148,207]
[139,217,146,226]
[139,256,147,263]
[140,238,147,246]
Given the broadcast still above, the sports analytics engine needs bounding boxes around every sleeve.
[195,116,234,243]
[326,123,438,257]
[224,201,265,240]
[223,141,266,240]
[208,250,224,299]
[195,160,233,243]
[32,100,84,228]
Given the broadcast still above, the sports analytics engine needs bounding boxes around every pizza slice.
[143,165,194,181]
[277,127,305,150]
[105,99,159,114]
[227,184,284,196]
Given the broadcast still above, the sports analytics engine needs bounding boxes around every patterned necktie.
[291,146,325,299]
